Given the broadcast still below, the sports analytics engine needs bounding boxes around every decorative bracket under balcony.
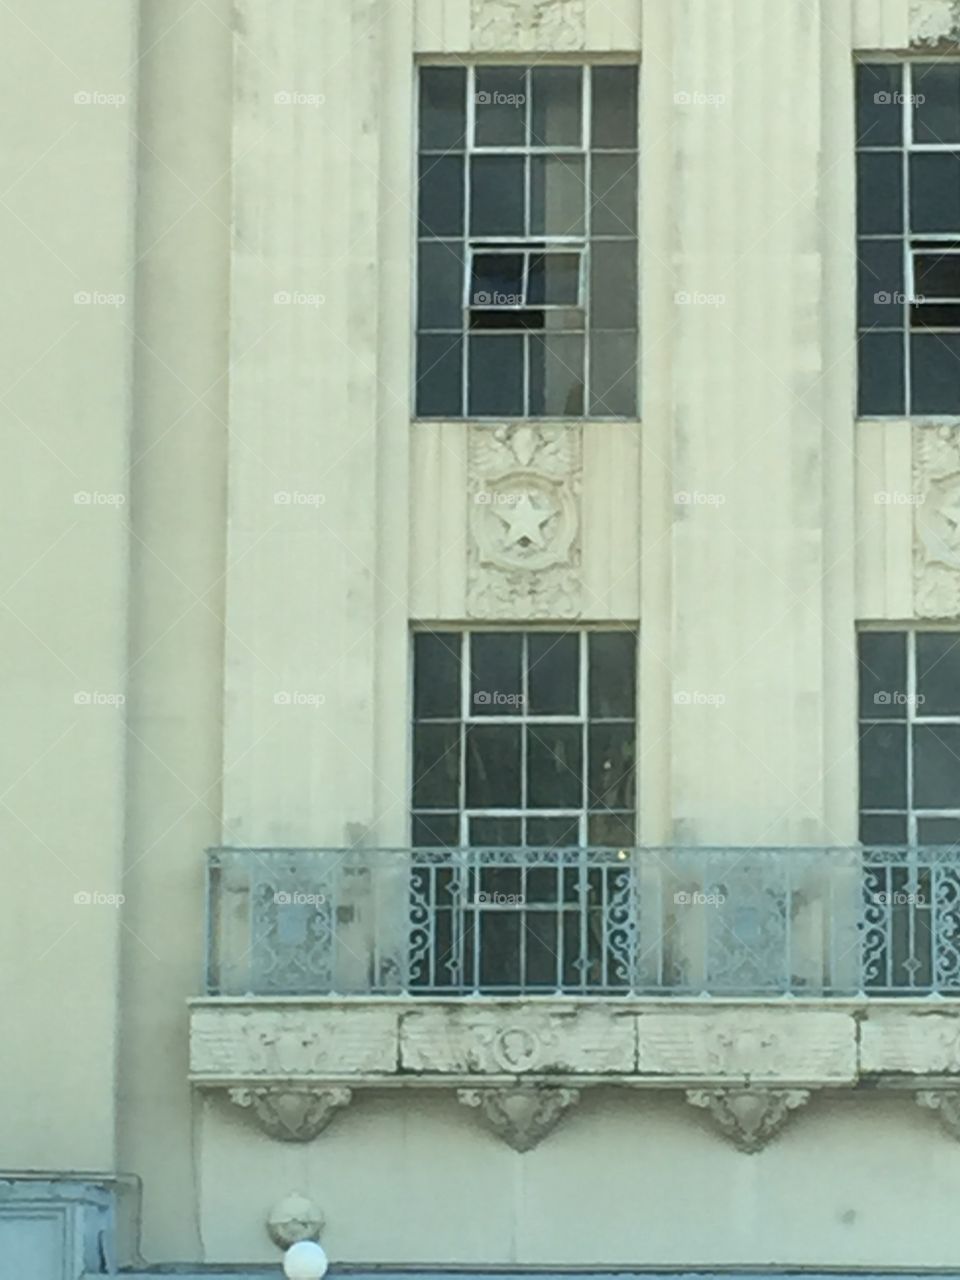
[190,997,960,1152]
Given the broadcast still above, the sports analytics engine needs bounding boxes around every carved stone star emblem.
[496,492,553,549]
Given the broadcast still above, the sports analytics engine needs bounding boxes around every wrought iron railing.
[205,846,960,997]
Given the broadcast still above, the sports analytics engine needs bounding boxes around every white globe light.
[284,1240,329,1280]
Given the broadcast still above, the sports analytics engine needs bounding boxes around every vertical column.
[223,0,413,847]
[641,0,858,846]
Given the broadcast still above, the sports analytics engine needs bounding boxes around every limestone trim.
[457,1086,581,1150]
[685,1088,812,1153]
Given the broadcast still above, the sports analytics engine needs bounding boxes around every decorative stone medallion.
[457,1086,581,1151]
[685,1088,811,1153]
[267,1193,324,1249]
[471,0,586,51]
[911,0,960,46]
[226,1086,352,1142]
[468,423,582,618]
[914,425,960,617]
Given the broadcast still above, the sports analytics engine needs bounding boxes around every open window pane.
[470,253,524,306]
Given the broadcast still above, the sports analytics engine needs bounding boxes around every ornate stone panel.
[400,1005,635,1074]
[226,1086,352,1142]
[189,1005,399,1078]
[861,1011,960,1075]
[685,1088,811,1153]
[467,423,582,618]
[914,425,960,618]
[636,1011,856,1082]
[470,0,586,51]
[911,0,960,45]
[457,1086,581,1150]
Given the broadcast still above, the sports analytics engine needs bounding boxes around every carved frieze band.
[457,1086,581,1151]
[467,423,583,618]
[685,1088,811,1154]
[471,0,586,51]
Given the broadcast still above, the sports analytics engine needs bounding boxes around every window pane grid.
[416,63,638,419]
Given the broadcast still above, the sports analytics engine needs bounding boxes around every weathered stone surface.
[400,1005,635,1074]
[862,1011,960,1075]
[457,1086,581,1150]
[636,1010,856,1082]
[189,1004,399,1077]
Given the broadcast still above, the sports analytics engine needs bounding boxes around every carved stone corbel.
[685,1088,811,1153]
[226,1086,352,1142]
[916,1089,960,1140]
[457,1086,580,1152]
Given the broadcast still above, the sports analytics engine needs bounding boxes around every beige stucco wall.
[6,0,960,1269]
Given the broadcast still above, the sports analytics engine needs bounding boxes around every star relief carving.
[497,491,553,550]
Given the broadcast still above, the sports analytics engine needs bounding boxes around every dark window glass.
[917,816,960,846]
[527,725,583,808]
[914,725,960,808]
[591,153,638,236]
[527,815,580,846]
[468,334,525,415]
[860,813,908,846]
[859,722,908,809]
[470,253,524,306]
[466,725,522,806]
[413,723,461,808]
[529,155,585,236]
[857,152,904,236]
[419,155,465,237]
[415,632,462,718]
[589,331,637,417]
[416,334,463,416]
[913,251,960,301]
[531,67,582,146]
[413,812,460,846]
[420,67,467,150]
[917,633,960,715]
[470,631,523,714]
[590,631,637,717]
[911,333,960,414]
[588,724,635,809]
[591,66,638,148]
[527,632,579,714]
[590,241,637,328]
[858,239,905,328]
[469,815,522,846]
[588,812,636,846]
[470,155,525,235]
[529,334,584,416]
[858,331,905,415]
[418,241,464,329]
[913,64,960,144]
[858,631,908,720]
[527,254,581,305]
[856,63,903,146]
[911,152,960,234]
[475,67,529,146]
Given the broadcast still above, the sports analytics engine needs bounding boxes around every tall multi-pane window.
[411,629,637,847]
[857,62,960,415]
[859,630,960,845]
[415,64,639,419]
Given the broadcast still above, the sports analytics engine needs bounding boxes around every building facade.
[7,0,960,1274]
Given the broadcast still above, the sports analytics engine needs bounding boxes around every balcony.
[190,847,960,1152]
